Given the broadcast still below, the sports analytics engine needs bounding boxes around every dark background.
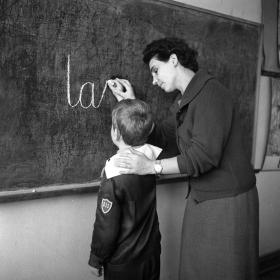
[0,0,261,191]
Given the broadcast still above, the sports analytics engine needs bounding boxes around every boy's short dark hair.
[112,99,153,146]
[142,37,199,72]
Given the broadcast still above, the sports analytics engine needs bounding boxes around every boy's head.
[111,99,153,147]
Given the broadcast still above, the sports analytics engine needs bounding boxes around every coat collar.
[178,69,214,110]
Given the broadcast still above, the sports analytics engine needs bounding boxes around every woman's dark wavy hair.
[143,37,199,72]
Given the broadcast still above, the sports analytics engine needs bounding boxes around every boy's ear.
[170,53,178,66]
[112,126,121,141]
[111,127,117,140]
[116,129,122,141]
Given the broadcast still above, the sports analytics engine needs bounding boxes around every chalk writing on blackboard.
[67,55,108,109]
[0,0,261,192]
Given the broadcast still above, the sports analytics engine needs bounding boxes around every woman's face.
[149,55,177,92]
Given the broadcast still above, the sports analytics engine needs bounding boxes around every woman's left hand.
[107,78,136,101]
[113,148,155,175]
[88,266,102,277]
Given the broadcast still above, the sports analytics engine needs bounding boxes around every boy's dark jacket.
[89,173,161,269]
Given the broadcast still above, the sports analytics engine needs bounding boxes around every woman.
[108,37,259,280]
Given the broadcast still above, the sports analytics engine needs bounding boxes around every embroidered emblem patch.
[101,198,113,214]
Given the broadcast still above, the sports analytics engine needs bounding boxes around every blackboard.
[0,0,261,191]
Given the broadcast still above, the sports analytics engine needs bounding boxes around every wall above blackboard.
[0,0,261,191]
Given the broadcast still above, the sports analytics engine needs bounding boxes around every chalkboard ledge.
[0,174,188,203]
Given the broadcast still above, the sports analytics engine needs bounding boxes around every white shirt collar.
[104,144,162,179]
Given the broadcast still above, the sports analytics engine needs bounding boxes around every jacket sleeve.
[148,103,180,158]
[177,86,233,176]
[88,179,121,268]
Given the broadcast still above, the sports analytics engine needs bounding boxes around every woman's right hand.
[113,148,155,175]
[107,78,136,101]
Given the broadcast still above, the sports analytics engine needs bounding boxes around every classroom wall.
[0,184,187,280]
[175,0,261,22]
[1,0,280,280]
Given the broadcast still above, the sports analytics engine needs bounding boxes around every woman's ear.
[170,53,178,66]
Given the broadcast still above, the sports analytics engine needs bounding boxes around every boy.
[88,99,162,280]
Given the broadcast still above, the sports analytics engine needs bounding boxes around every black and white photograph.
[0,0,280,280]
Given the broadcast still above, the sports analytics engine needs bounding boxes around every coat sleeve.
[88,179,121,268]
[148,103,180,158]
[177,85,233,176]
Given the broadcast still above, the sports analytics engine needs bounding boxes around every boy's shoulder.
[100,173,156,204]
[101,172,155,189]
[104,144,162,180]
[103,154,128,180]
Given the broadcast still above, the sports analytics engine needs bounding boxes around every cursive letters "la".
[67,55,108,109]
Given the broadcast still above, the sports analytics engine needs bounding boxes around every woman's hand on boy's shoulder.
[114,148,155,175]
[89,265,103,277]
